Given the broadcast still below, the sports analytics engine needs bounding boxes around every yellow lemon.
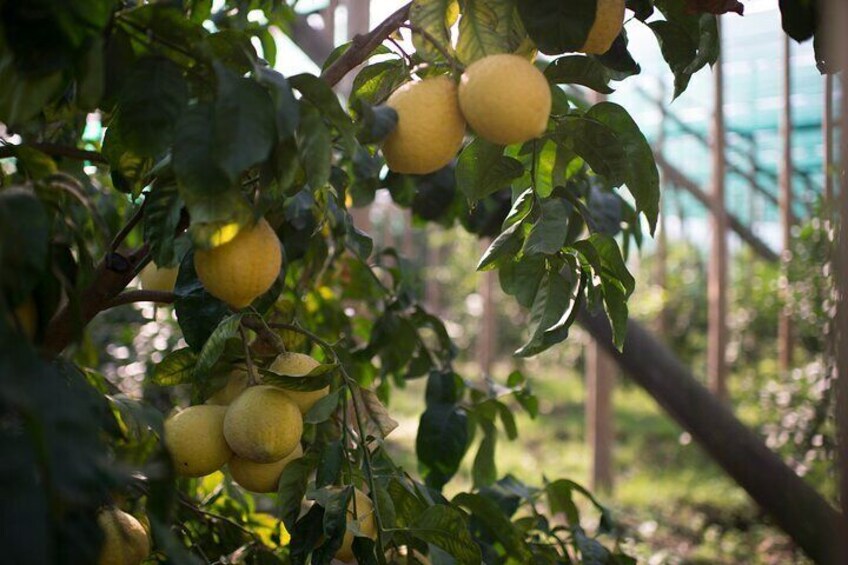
[223,385,303,463]
[164,405,232,477]
[382,76,466,175]
[270,352,329,414]
[139,262,179,292]
[458,54,551,146]
[580,0,625,54]
[194,217,282,309]
[335,488,377,563]
[97,507,150,565]
[206,369,249,406]
[229,443,303,493]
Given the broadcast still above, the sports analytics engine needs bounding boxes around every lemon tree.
[0,0,825,564]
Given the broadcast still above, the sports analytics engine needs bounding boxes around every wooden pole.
[827,0,848,556]
[778,35,794,375]
[579,310,845,563]
[586,338,615,492]
[824,73,834,205]
[707,19,728,401]
[655,80,669,338]
[345,0,372,232]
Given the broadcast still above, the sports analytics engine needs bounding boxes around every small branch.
[239,324,260,386]
[320,2,411,87]
[0,142,108,164]
[242,315,287,355]
[110,199,147,252]
[401,23,463,74]
[105,290,175,309]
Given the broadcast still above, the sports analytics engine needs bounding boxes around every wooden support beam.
[708,22,728,401]
[579,310,846,564]
[778,36,794,375]
[586,339,615,492]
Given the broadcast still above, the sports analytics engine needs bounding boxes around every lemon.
[164,405,232,477]
[382,76,466,175]
[194,217,282,309]
[270,352,329,414]
[139,262,179,292]
[10,298,37,339]
[223,385,303,463]
[206,369,249,406]
[580,0,625,54]
[335,488,377,563]
[386,547,431,564]
[458,54,551,146]
[97,507,150,565]
[229,443,303,493]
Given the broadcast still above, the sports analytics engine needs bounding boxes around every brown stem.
[110,199,148,252]
[320,2,411,87]
[106,290,175,309]
[0,142,107,164]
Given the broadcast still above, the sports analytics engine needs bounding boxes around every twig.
[321,2,411,87]
[110,198,148,252]
[105,290,175,309]
[0,142,107,164]
[401,23,463,75]
[239,324,260,386]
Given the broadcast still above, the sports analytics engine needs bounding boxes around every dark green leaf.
[151,348,197,386]
[408,505,482,564]
[143,182,184,268]
[255,67,300,140]
[173,103,231,195]
[517,0,596,55]
[297,102,332,189]
[304,390,341,424]
[355,103,399,144]
[545,55,613,94]
[648,20,697,98]
[477,221,523,271]
[453,492,532,561]
[316,440,344,488]
[173,250,230,351]
[193,313,243,378]
[277,456,315,531]
[516,270,579,357]
[523,198,570,255]
[259,363,336,391]
[0,188,49,302]
[557,116,626,187]
[472,419,497,488]
[410,0,458,63]
[498,253,546,309]
[456,0,520,64]
[592,31,641,80]
[350,60,408,105]
[417,403,469,490]
[456,139,524,200]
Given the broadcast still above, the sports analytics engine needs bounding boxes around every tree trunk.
[579,310,845,564]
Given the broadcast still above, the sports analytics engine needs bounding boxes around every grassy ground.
[382,353,813,564]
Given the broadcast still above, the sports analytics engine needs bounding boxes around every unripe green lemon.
[335,488,377,563]
[97,507,150,565]
[223,385,303,463]
[164,405,232,477]
[229,443,303,493]
[382,76,466,175]
[580,0,625,54]
[458,54,551,146]
[270,352,329,414]
[139,262,179,292]
[194,217,282,309]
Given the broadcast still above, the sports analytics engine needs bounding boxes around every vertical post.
[345,0,372,234]
[827,0,848,554]
[477,239,498,375]
[824,73,834,205]
[655,80,669,338]
[707,18,728,401]
[586,339,615,492]
[778,35,794,375]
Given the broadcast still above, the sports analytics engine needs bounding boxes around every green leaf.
[498,253,546,309]
[76,36,105,110]
[151,348,197,386]
[387,478,429,528]
[13,146,57,180]
[456,138,524,200]
[556,116,626,187]
[354,103,399,144]
[0,48,63,126]
[517,0,596,55]
[648,20,697,98]
[277,456,315,531]
[260,363,336,391]
[213,64,276,183]
[297,102,332,189]
[350,60,409,105]
[516,270,579,357]
[183,190,253,250]
[496,401,518,440]
[453,492,532,561]
[575,529,612,564]
[289,73,356,147]
[456,0,521,64]
[316,440,344,488]
[410,0,458,62]
[304,390,341,424]
[173,250,230,351]
[0,188,49,302]
[585,102,659,233]
[532,138,559,198]
[143,182,184,268]
[118,56,188,157]
[173,103,231,195]
[523,198,570,255]
[544,55,613,94]
[193,313,243,378]
[545,479,580,525]
[408,505,482,564]
[593,31,641,80]
[416,402,469,490]
[472,418,497,488]
[477,221,523,271]
[255,67,300,140]
[102,120,155,195]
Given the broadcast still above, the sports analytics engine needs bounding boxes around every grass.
[382,356,815,564]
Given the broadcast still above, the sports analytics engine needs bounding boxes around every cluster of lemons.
[382,0,624,175]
